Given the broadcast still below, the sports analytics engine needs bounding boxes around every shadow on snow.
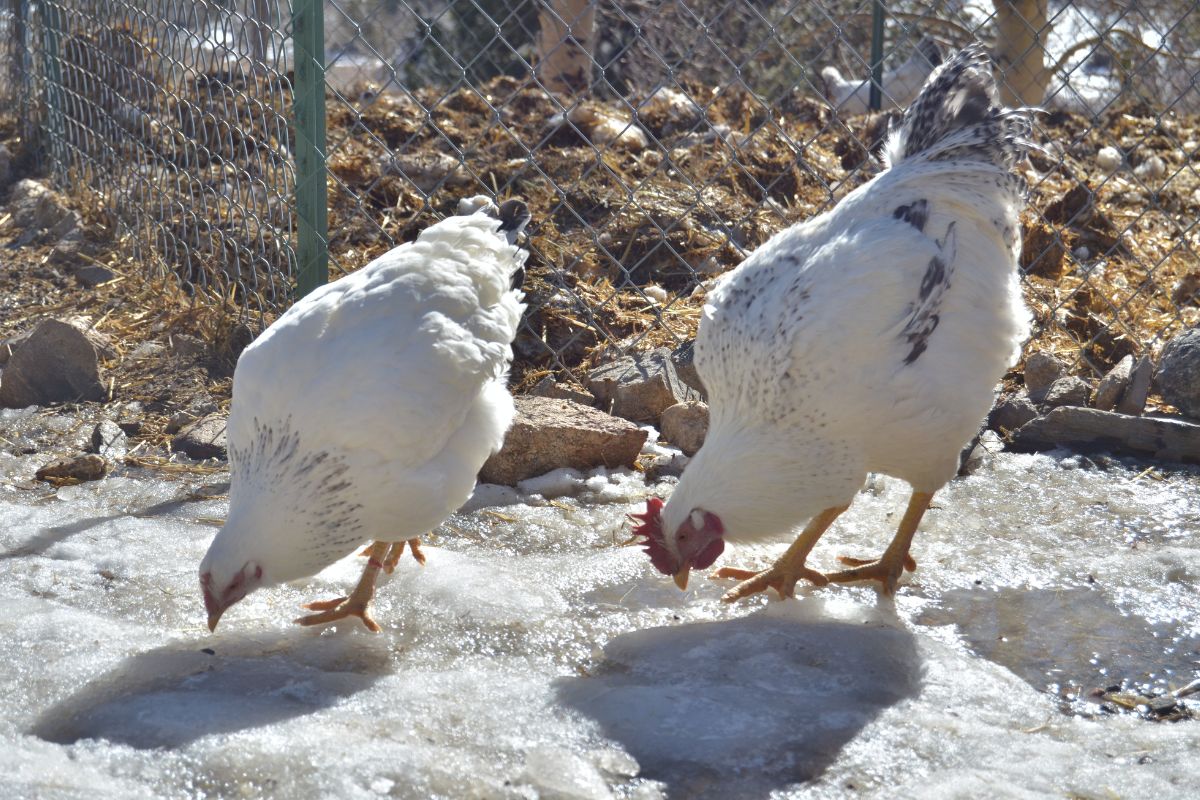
[556,600,921,799]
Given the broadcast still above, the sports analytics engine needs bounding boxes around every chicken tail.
[884,43,1035,172]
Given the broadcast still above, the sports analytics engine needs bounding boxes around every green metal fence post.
[292,0,328,298]
[868,0,885,112]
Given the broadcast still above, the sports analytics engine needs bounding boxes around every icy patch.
[1,452,1198,798]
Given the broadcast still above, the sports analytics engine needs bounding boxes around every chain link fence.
[2,0,1199,390]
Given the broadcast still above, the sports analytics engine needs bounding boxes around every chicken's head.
[631,496,725,591]
[200,560,264,632]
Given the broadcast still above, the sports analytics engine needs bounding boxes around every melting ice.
[1,429,1198,799]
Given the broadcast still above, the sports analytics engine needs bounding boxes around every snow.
[2,443,1199,799]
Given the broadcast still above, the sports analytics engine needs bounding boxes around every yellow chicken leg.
[295,541,391,632]
[826,490,932,594]
[716,505,848,603]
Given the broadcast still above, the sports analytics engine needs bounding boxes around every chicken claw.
[295,594,382,633]
[715,563,829,603]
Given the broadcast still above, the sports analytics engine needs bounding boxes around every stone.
[959,429,1004,476]
[171,412,228,460]
[1010,406,1200,464]
[168,333,207,361]
[1093,355,1133,411]
[0,318,105,408]
[73,264,117,287]
[987,391,1039,433]
[6,179,75,246]
[1116,355,1153,416]
[165,401,218,435]
[586,348,699,423]
[1023,351,1065,401]
[1042,375,1091,408]
[660,400,709,455]
[479,396,647,486]
[35,454,108,484]
[531,375,595,406]
[1156,329,1200,418]
[670,339,705,397]
[90,420,127,459]
[0,144,11,191]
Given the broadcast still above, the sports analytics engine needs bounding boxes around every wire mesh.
[3,0,1199,391]
[5,0,297,315]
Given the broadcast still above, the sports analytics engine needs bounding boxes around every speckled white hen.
[200,196,529,631]
[634,45,1036,600]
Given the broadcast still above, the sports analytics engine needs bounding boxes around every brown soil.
[0,77,1197,458]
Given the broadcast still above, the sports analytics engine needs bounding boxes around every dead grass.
[1,75,1197,430]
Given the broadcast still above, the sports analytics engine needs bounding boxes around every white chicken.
[200,196,529,631]
[633,45,1034,599]
[821,37,942,115]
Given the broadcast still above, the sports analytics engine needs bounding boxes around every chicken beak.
[207,611,223,633]
[673,568,690,591]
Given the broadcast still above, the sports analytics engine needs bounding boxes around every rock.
[531,375,595,406]
[660,400,709,455]
[959,429,1004,476]
[1023,351,1064,401]
[0,318,105,408]
[165,401,218,435]
[1010,407,1200,464]
[35,453,108,484]
[0,144,11,190]
[0,332,31,366]
[168,333,207,361]
[1116,355,1153,416]
[1096,146,1121,173]
[586,348,699,423]
[479,396,647,485]
[1156,330,1200,418]
[171,413,228,460]
[1042,375,1091,408]
[670,339,705,397]
[73,264,117,287]
[90,420,127,459]
[1093,355,1133,411]
[6,179,77,246]
[987,391,1039,433]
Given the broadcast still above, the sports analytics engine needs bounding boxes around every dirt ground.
[1,77,1198,458]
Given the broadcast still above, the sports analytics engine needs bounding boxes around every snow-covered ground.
[2,422,1199,799]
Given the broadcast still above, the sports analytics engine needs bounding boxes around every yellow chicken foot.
[295,540,390,632]
[383,538,426,572]
[716,505,848,603]
[826,490,933,595]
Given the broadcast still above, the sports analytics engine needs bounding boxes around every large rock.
[1116,355,1153,416]
[530,374,595,406]
[0,318,104,408]
[660,400,709,455]
[479,396,647,485]
[171,412,229,460]
[987,391,1039,433]
[1156,329,1200,418]
[1042,375,1091,408]
[670,339,706,397]
[1010,406,1200,464]
[1023,351,1065,402]
[586,348,699,423]
[1093,355,1133,411]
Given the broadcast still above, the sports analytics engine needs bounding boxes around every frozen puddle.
[1,448,1198,799]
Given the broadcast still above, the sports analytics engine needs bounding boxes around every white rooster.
[200,196,529,631]
[633,45,1034,599]
[821,37,942,115]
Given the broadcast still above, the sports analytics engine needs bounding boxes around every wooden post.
[992,0,1052,107]
[535,0,595,95]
